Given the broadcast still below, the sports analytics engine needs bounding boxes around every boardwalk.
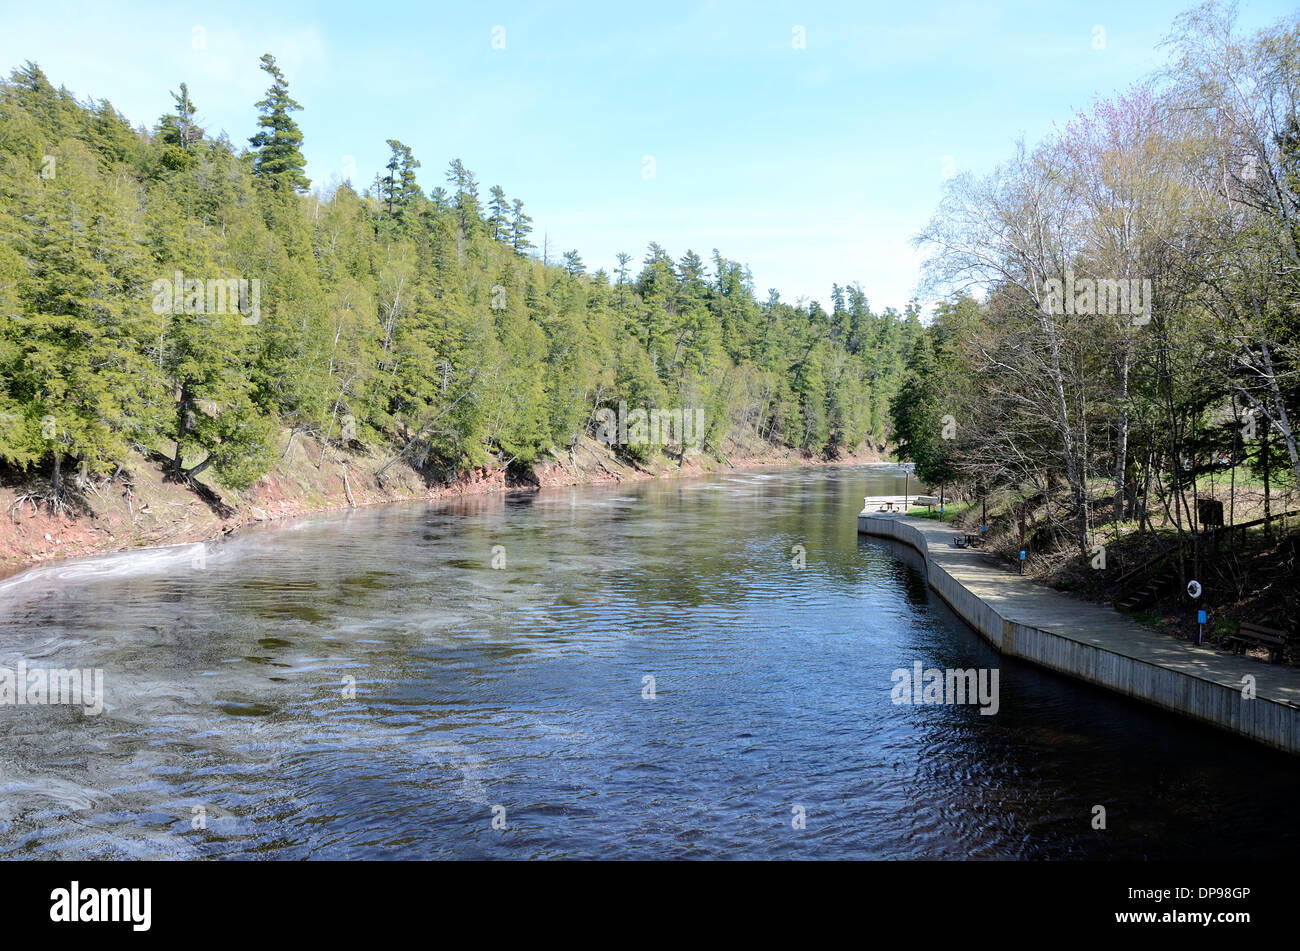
[859,511,1300,754]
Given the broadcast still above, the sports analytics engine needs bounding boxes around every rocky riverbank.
[1,432,886,576]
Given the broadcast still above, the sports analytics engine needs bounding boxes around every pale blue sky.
[2,0,1293,312]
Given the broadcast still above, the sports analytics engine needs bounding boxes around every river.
[0,465,1295,859]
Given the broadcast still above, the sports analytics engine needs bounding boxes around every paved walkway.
[861,495,938,508]
[861,513,1300,708]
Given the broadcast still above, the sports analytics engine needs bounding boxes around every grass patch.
[906,501,975,521]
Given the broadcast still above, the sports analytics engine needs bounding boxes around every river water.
[0,465,1295,859]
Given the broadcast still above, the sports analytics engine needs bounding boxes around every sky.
[2,0,1295,313]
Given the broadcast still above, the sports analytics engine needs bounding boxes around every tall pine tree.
[249,54,310,192]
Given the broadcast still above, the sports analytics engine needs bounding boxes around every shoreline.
[0,436,895,581]
[858,511,1300,756]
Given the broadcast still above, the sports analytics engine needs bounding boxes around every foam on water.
[0,467,1296,859]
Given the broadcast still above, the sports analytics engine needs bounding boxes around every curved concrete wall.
[859,514,1300,756]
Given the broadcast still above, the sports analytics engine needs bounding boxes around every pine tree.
[446,158,479,236]
[562,249,584,276]
[158,83,200,151]
[0,57,921,504]
[381,139,422,227]
[249,54,310,192]
[508,198,533,253]
[614,251,633,322]
[487,185,509,242]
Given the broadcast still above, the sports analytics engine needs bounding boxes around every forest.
[0,53,917,504]
[891,3,1300,631]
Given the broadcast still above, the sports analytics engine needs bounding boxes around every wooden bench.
[1225,622,1289,663]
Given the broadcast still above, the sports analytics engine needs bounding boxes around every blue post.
[1019,550,1026,574]
[1197,609,1207,647]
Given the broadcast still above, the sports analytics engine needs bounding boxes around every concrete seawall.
[859,512,1300,755]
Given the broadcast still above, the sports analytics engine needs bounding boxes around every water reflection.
[0,465,1295,859]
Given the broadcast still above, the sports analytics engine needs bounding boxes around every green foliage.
[891,333,957,485]
[899,6,1300,570]
[380,139,422,232]
[0,58,912,500]
[249,54,310,193]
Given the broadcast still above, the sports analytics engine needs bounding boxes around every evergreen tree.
[487,185,510,242]
[158,83,200,152]
[0,57,919,506]
[508,198,533,253]
[446,158,479,236]
[249,54,310,192]
[381,139,422,228]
